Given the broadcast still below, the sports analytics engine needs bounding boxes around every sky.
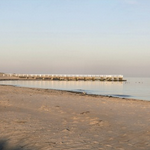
[0,0,150,77]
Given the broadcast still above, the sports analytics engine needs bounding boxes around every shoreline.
[0,83,147,102]
[1,85,150,149]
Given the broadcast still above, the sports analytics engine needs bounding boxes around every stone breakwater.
[1,73,125,81]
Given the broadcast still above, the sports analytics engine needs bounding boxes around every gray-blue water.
[0,77,150,101]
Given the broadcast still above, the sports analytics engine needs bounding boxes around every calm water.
[0,77,150,101]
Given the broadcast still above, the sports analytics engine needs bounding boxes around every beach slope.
[0,85,150,150]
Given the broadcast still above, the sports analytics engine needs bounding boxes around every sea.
[0,77,150,101]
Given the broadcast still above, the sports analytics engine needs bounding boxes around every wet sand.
[0,85,150,150]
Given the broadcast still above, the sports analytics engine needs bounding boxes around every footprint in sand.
[90,119,109,127]
[62,128,70,132]
[39,105,51,112]
[80,111,90,115]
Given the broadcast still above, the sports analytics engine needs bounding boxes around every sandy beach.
[0,85,150,150]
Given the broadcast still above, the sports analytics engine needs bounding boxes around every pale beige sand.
[0,85,150,150]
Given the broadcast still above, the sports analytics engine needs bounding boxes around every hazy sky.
[0,0,150,77]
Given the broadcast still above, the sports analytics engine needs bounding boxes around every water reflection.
[0,80,123,94]
[0,78,150,101]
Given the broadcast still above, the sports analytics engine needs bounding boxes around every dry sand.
[0,85,150,150]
